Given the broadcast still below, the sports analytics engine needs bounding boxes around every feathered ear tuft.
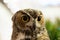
[12,15,15,22]
[11,11,21,22]
[12,13,17,22]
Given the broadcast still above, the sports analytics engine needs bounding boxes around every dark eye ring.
[21,15,30,22]
[37,16,41,21]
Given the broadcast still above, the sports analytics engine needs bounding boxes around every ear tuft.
[12,14,16,22]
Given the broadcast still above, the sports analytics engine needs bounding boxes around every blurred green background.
[45,18,60,40]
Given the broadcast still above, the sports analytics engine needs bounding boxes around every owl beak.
[25,20,36,40]
[30,20,36,31]
[25,20,36,31]
[33,21,36,30]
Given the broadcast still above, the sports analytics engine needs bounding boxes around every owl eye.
[37,16,41,21]
[22,15,30,22]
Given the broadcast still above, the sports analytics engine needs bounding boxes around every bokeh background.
[0,0,60,40]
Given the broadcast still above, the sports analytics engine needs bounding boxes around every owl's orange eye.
[22,15,30,22]
[37,16,41,21]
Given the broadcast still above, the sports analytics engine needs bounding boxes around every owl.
[11,9,50,40]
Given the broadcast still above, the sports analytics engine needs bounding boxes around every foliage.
[45,18,60,40]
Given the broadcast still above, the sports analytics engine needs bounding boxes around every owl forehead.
[16,9,42,19]
[23,9,42,19]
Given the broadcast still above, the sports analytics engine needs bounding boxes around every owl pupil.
[37,16,41,21]
[23,16,27,21]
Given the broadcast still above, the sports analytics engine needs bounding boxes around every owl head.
[12,9,44,40]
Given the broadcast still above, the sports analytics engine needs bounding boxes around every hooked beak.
[25,20,37,40]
